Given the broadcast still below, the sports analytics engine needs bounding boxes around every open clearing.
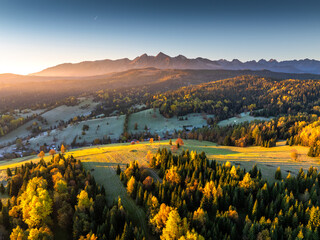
[128,108,214,136]
[40,97,99,128]
[218,112,273,127]
[26,115,125,149]
[1,139,319,182]
[13,108,46,119]
[0,97,99,146]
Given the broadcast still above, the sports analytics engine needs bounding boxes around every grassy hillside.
[0,97,98,146]
[128,108,214,136]
[218,112,273,127]
[2,139,319,181]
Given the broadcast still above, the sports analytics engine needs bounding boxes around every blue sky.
[0,0,319,74]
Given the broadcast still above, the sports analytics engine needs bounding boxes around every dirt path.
[146,168,162,183]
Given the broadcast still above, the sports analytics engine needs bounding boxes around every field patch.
[218,112,273,127]
[0,97,99,146]
[1,139,319,190]
[183,140,320,182]
[26,115,125,149]
[128,108,214,137]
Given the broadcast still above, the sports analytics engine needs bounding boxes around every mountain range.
[32,52,320,77]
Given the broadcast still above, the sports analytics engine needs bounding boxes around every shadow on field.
[182,145,238,155]
[86,161,127,169]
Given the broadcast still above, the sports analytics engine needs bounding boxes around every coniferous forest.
[119,149,320,240]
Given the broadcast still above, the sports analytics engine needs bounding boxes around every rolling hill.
[2,68,320,109]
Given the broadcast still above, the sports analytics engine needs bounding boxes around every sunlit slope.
[1,140,319,182]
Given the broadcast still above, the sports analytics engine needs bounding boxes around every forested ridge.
[151,76,320,119]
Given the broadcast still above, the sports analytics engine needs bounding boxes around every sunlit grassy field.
[184,140,320,181]
[1,139,320,181]
[1,139,320,232]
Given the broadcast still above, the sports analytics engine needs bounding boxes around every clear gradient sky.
[0,0,320,74]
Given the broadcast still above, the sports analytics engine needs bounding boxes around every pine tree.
[275,167,282,180]
[116,164,121,175]
[6,168,12,177]
[252,200,259,220]
[109,225,116,240]
[61,144,66,153]
[120,222,133,240]
[127,176,137,198]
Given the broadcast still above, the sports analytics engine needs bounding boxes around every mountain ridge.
[31,53,320,77]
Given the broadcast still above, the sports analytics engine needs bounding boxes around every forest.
[0,153,144,240]
[119,148,320,240]
[151,76,320,120]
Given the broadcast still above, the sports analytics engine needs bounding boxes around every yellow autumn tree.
[79,233,98,240]
[296,229,304,240]
[146,151,153,163]
[19,177,53,228]
[202,181,222,199]
[190,151,197,161]
[28,226,53,240]
[308,206,320,228]
[165,166,181,184]
[161,209,182,240]
[227,206,239,221]
[53,154,60,164]
[230,166,238,178]
[76,190,93,212]
[239,173,255,190]
[127,176,136,197]
[225,161,232,168]
[193,208,206,227]
[10,226,27,240]
[149,196,159,218]
[52,171,67,193]
[179,230,205,240]
[150,203,172,233]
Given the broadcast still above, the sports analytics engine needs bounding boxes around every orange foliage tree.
[60,144,66,154]
[38,151,45,159]
[165,166,181,184]
[49,149,56,156]
[176,138,184,146]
